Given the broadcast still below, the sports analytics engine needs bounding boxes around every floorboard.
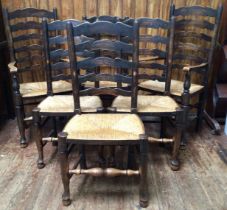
[0,119,226,210]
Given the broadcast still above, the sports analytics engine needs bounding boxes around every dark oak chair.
[138,4,223,144]
[112,17,184,170]
[3,7,59,147]
[58,20,148,208]
[32,19,103,169]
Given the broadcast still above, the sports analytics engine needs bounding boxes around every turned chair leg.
[170,109,183,171]
[52,117,58,146]
[12,73,27,148]
[79,145,87,169]
[127,145,135,170]
[58,132,71,206]
[15,105,27,148]
[139,135,148,208]
[15,94,27,148]
[160,116,167,138]
[196,92,205,132]
[33,108,45,169]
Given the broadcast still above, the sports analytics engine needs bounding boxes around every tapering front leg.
[127,145,135,170]
[181,71,191,147]
[12,73,27,148]
[79,145,87,169]
[33,108,45,169]
[139,134,148,208]
[196,92,205,132]
[160,117,167,138]
[52,117,58,146]
[170,109,183,171]
[58,132,71,206]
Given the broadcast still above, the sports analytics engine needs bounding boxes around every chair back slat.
[14,44,42,53]
[80,87,131,97]
[174,31,212,42]
[83,15,129,23]
[73,21,134,39]
[77,57,135,70]
[8,7,56,19]
[140,35,169,44]
[79,73,132,84]
[174,6,217,17]
[12,33,41,42]
[51,62,70,72]
[175,19,214,30]
[137,18,170,29]
[10,21,42,32]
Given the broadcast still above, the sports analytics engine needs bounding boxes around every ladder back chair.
[139,4,223,144]
[3,7,57,147]
[112,17,184,170]
[57,20,148,208]
[33,19,103,169]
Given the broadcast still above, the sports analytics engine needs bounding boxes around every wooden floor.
[0,119,226,210]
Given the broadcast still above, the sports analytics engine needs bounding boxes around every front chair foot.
[170,159,180,171]
[37,160,45,169]
[20,138,27,148]
[180,142,187,150]
[52,141,58,147]
[140,199,148,208]
[62,199,71,206]
[62,193,71,206]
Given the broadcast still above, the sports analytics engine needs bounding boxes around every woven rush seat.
[63,114,145,140]
[20,80,72,98]
[38,95,102,113]
[139,79,204,96]
[112,95,179,113]
[84,81,128,88]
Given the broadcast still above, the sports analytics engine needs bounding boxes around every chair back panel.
[137,17,175,95]
[170,4,223,83]
[42,19,88,95]
[66,21,139,113]
[3,7,57,82]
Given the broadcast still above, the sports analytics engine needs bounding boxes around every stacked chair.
[58,20,149,207]
[33,19,103,168]
[139,4,223,144]
[111,17,184,170]
[3,8,61,147]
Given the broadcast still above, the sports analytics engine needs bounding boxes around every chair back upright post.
[66,20,139,114]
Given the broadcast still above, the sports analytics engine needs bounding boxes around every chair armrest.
[140,56,164,62]
[183,63,208,73]
[8,61,18,73]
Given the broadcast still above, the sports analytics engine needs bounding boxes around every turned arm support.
[182,63,208,99]
[8,61,22,97]
[8,61,18,73]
